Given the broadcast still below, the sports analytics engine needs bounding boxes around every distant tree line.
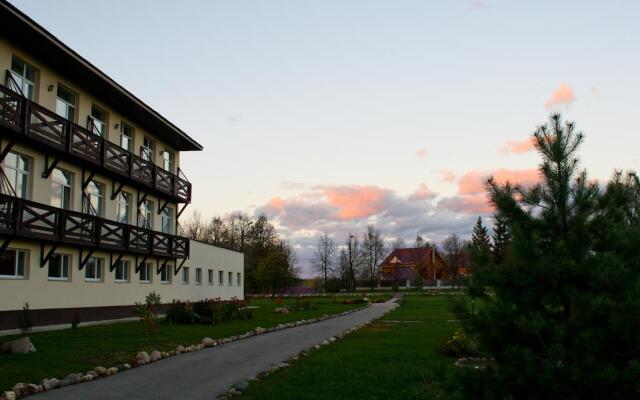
[180,211,296,294]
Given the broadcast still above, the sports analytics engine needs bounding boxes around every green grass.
[0,297,360,391]
[242,295,460,400]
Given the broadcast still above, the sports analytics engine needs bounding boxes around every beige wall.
[0,240,244,311]
[0,38,181,172]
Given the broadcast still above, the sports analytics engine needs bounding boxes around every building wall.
[0,240,244,313]
[0,38,181,172]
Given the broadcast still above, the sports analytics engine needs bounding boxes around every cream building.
[0,1,243,330]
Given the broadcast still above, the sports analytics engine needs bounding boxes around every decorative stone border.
[0,304,371,400]
[216,300,400,399]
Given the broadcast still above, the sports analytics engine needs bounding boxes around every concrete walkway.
[34,302,396,400]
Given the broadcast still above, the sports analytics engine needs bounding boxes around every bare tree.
[392,237,405,250]
[181,210,206,240]
[337,248,349,288]
[361,225,386,289]
[345,233,360,291]
[412,234,428,288]
[311,233,335,293]
[441,234,465,288]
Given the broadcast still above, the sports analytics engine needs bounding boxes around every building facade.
[0,1,243,330]
[379,247,447,286]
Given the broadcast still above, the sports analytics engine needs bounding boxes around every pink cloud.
[439,170,457,183]
[415,148,427,158]
[265,197,286,210]
[498,138,536,155]
[409,184,432,201]
[438,194,491,214]
[544,83,575,109]
[458,168,540,195]
[322,185,392,220]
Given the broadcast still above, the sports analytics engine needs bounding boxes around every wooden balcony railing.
[0,80,191,204]
[0,193,189,259]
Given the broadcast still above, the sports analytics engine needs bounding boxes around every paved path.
[35,302,396,400]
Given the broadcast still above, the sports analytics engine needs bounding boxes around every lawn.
[0,297,361,391]
[242,294,462,400]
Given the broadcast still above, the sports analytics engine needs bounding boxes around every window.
[120,122,133,152]
[0,249,26,278]
[114,260,129,282]
[141,137,154,162]
[237,272,242,287]
[9,56,36,100]
[195,268,202,285]
[182,266,189,284]
[160,265,171,284]
[162,149,174,173]
[85,257,103,281]
[3,152,30,198]
[208,269,213,285]
[138,200,153,229]
[161,208,172,234]
[56,84,76,121]
[116,192,131,224]
[51,168,72,209]
[218,270,223,286]
[88,105,107,137]
[83,180,104,216]
[139,262,152,283]
[228,272,233,286]
[48,254,70,280]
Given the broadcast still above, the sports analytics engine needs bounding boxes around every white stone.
[150,350,162,362]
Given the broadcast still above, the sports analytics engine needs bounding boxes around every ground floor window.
[195,268,202,285]
[0,249,26,278]
[140,263,152,283]
[228,271,232,286]
[182,266,189,284]
[48,254,70,280]
[160,265,172,284]
[208,269,213,285]
[237,272,242,286]
[85,257,103,281]
[115,260,129,282]
[218,270,223,286]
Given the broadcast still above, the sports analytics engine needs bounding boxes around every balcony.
[0,193,189,259]
[0,81,191,204]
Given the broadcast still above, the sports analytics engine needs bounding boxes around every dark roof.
[0,0,203,151]
[380,247,436,267]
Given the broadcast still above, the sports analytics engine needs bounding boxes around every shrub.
[133,291,161,335]
[442,331,476,357]
[167,297,251,325]
[18,302,32,334]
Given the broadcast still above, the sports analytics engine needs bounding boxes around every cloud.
[544,83,575,109]
[409,184,433,201]
[437,195,491,214]
[439,170,457,183]
[469,0,490,10]
[498,138,536,155]
[457,168,540,195]
[415,148,427,158]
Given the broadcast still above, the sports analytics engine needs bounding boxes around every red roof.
[380,247,436,267]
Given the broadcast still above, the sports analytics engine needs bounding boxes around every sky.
[11,0,640,276]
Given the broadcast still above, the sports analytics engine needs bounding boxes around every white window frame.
[114,260,130,283]
[120,122,133,152]
[195,268,202,285]
[3,151,30,199]
[237,272,241,287]
[207,269,213,286]
[160,265,172,284]
[56,84,76,122]
[10,55,36,100]
[0,249,27,279]
[228,271,233,287]
[162,149,174,173]
[51,168,72,209]
[88,105,107,137]
[182,266,189,284]
[116,192,131,224]
[161,207,172,234]
[84,257,103,282]
[84,180,104,217]
[141,136,154,162]
[48,253,70,281]
[139,262,152,283]
[138,200,153,229]
[218,270,223,287]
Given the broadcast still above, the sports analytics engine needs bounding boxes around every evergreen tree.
[452,114,640,399]
[490,212,510,263]
[471,217,490,250]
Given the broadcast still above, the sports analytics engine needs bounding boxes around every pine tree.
[452,114,640,399]
[490,212,510,263]
[471,217,490,250]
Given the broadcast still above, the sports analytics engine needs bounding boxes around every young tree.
[361,225,386,289]
[453,114,640,399]
[471,217,490,250]
[491,212,510,263]
[441,234,464,288]
[311,233,335,293]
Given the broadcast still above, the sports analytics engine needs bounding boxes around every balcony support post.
[175,258,186,276]
[40,242,59,268]
[110,180,125,200]
[79,248,95,270]
[136,255,149,273]
[0,238,12,256]
[158,199,169,215]
[157,257,169,275]
[109,252,124,272]
[0,139,15,163]
[42,154,61,178]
